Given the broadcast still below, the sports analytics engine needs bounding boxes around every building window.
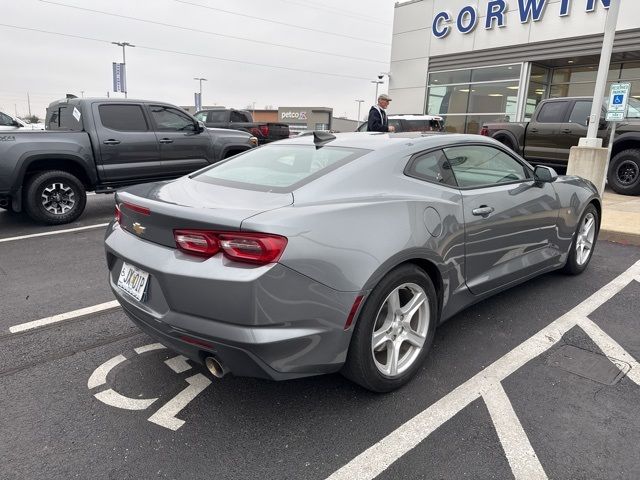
[427,64,522,134]
[315,123,329,131]
[549,62,640,102]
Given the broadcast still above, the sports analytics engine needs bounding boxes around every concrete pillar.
[567,146,609,196]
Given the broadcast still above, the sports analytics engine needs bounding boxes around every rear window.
[99,104,148,131]
[45,104,83,131]
[193,145,368,192]
[402,119,444,132]
[536,101,567,123]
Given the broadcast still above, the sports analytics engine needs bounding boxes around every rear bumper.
[105,225,359,380]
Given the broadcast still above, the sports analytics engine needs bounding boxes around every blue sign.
[613,95,624,105]
[433,0,611,39]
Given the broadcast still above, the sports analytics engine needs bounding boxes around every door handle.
[561,128,572,134]
[103,139,121,145]
[159,138,174,144]
[472,206,495,217]
[529,128,539,133]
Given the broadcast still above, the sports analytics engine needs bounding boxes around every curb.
[599,229,640,247]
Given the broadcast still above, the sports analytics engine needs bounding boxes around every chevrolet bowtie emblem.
[132,222,146,235]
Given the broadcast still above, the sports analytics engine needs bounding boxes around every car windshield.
[193,145,368,191]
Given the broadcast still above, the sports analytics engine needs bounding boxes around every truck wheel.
[608,149,640,195]
[24,170,87,225]
[495,136,516,152]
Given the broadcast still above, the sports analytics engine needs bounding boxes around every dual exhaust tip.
[204,356,227,378]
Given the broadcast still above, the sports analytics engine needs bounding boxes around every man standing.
[367,94,396,132]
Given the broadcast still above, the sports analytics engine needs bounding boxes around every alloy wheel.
[41,182,76,215]
[371,283,430,377]
[576,212,596,266]
[616,160,639,186]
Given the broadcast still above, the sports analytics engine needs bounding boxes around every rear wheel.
[562,204,599,275]
[608,149,640,195]
[495,135,516,152]
[24,170,87,225]
[342,264,437,392]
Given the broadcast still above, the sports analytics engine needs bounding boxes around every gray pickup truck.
[481,96,640,195]
[0,98,257,224]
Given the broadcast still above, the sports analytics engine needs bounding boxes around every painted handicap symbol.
[87,343,211,431]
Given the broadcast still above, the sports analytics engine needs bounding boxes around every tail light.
[114,203,122,224]
[174,230,287,265]
[259,125,269,137]
[479,126,490,136]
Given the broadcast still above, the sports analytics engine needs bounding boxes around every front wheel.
[24,170,87,225]
[342,264,437,392]
[608,149,640,196]
[562,204,599,275]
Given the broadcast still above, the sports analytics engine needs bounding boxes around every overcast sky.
[2,0,396,120]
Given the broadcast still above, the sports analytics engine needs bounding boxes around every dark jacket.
[367,105,390,132]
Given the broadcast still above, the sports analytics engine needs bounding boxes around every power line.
[273,0,389,25]
[174,0,391,46]
[38,0,387,64]
[0,23,376,81]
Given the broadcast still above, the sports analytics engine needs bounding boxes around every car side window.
[568,101,592,126]
[230,111,244,123]
[536,101,568,123]
[443,145,530,188]
[99,104,148,132]
[406,150,457,187]
[150,106,195,132]
[0,112,14,126]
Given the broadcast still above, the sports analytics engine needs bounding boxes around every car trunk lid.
[116,177,293,249]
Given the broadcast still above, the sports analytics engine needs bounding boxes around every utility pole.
[355,99,364,129]
[194,77,207,108]
[80,91,85,98]
[112,41,135,98]
[582,0,621,146]
[27,92,32,116]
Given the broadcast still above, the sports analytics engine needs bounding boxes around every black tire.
[24,170,87,225]
[342,264,437,392]
[562,204,599,275]
[607,149,640,196]
[495,136,516,152]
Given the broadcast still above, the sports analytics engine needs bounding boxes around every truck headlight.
[249,136,259,146]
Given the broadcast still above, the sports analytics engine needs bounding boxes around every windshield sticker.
[73,107,81,122]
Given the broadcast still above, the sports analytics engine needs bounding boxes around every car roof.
[388,114,443,120]
[274,131,493,151]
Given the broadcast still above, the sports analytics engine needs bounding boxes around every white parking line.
[326,261,640,480]
[165,355,192,374]
[9,300,120,333]
[0,223,109,244]
[147,373,212,431]
[134,343,166,355]
[484,382,547,479]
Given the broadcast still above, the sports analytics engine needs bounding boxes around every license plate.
[117,262,150,302]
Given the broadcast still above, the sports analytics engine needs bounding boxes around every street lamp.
[112,41,135,98]
[355,99,364,129]
[194,77,207,109]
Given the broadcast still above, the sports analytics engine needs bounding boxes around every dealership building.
[388,0,640,133]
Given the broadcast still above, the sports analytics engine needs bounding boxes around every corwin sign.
[432,0,610,39]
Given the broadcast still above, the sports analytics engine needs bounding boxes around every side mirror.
[12,120,21,127]
[196,121,206,133]
[534,165,558,183]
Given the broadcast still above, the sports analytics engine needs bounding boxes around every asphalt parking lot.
[1,199,639,480]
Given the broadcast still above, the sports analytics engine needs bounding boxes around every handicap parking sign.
[606,83,631,121]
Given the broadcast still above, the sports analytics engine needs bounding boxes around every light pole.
[112,41,135,98]
[194,77,207,108]
[355,99,364,129]
[371,78,384,104]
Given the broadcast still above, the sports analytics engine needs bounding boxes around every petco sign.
[281,111,307,120]
[432,0,610,38]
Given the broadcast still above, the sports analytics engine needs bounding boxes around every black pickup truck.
[194,108,290,144]
[0,98,257,224]
[481,96,640,195]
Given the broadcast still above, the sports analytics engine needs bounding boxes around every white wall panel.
[386,87,427,115]
[393,1,433,34]
[389,58,429,89]
[391,29,431,61]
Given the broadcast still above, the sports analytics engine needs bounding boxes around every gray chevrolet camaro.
[104,132,600,392]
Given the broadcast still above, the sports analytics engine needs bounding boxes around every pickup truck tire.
[494,135,516,152]
[24,170,87,225]
[608,149,640,196]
